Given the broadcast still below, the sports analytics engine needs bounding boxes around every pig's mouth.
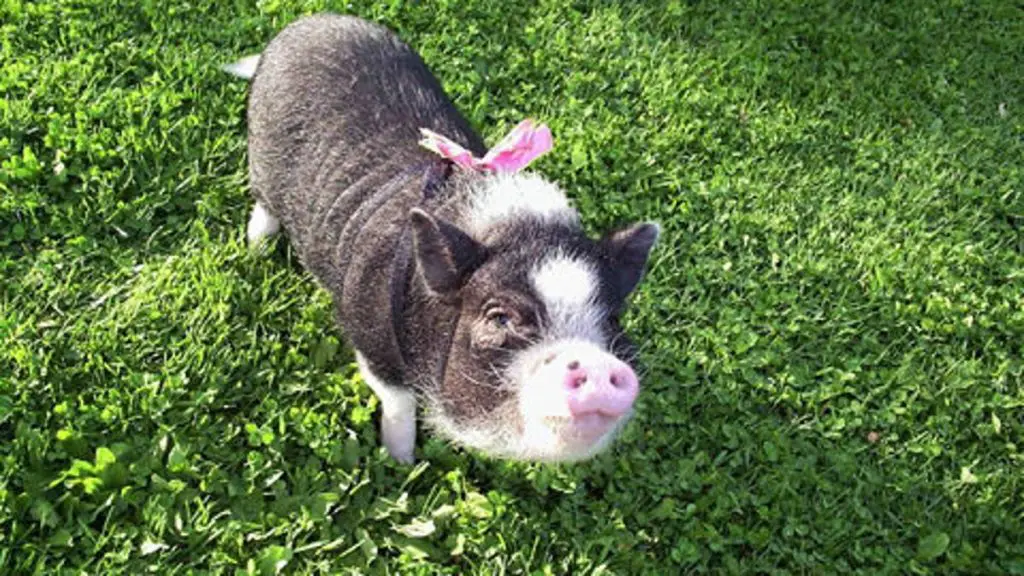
[423,405,630,463]
[543,413,618,439]
[535,413,630,460]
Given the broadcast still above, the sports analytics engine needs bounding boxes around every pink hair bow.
[419,118,553,173]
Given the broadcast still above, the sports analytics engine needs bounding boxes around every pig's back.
[246,13,484,293]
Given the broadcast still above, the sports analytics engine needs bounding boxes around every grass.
[1,0,1022,573]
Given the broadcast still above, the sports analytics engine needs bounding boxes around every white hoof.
[247,202,280,247]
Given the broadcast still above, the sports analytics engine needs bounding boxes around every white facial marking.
[247,202,280,246]
[530,253,605,343]
[464,172,579,235]
[356,352,417,464]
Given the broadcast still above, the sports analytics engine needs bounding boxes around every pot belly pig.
[224,13,660,464]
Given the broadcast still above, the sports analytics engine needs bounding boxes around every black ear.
[409,208,487,294]
[601,222,661,300]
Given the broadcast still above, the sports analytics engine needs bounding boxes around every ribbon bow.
[419,118,553,174]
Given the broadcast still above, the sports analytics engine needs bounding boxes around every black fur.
[245,13,658,434]
[247,14,487,388]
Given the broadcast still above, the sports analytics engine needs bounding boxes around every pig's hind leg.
[247,202,280,247]
[356,352,417,463]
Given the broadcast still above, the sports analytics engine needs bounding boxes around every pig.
[223,13,660,464]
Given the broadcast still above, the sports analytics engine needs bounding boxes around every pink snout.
[563,357,639,418]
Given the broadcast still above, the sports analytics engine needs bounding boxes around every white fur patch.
[463,172,578,235]
[356,352,417,464]
[530,253,605,343]
[247,202,280,246]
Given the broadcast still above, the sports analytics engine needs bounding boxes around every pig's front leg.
[355,352,417,463]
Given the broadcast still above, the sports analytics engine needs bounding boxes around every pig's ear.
[600,222,660,299]
[409,208,487,294]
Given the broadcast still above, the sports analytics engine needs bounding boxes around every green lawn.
[2,0,1022,573]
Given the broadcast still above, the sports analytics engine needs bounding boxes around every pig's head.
[410,173,659,462]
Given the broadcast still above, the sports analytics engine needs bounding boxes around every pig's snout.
[518,340,641,457]
[563,357,638,418]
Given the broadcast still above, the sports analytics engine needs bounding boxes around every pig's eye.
[487,309,513,329]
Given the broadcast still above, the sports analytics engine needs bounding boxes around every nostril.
[567,373,587,389]
[608,365,638,394]
[567,360,580,370]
